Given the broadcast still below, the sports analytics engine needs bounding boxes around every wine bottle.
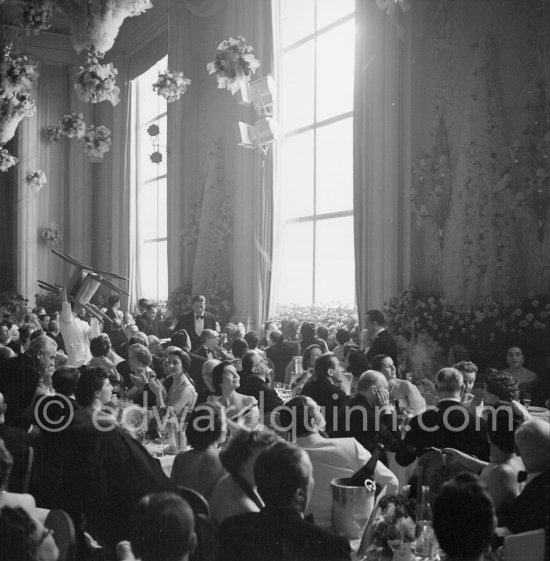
[415,485,436,560]
[347,443,384,486]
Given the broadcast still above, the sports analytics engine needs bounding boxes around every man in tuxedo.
[174,295,217,352]
[193,329,228,361]
[395,367,490,467]
[219,441,352,561]
[499,417,550,534]
[136,304,160,337]
[265,330,298,385]
[365,309,398,367]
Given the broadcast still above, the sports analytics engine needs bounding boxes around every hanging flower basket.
[55,0,153,54]
[41,222,62,244]
[152,70,191,103]
[0,146,18,172]
[207,36,260,95]
[83,125,112,159]
[58,112,87,139]
[26,169,47,191]
[74,49,120,106]
[22,0,54,34]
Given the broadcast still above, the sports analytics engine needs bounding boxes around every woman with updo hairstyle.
[371,354,425,414]
[209,426,279,525]
[209,361,259,433]
[149,346,197,418]
[170,402,227,500]
[72,367,118,427]
[502,345,537,396]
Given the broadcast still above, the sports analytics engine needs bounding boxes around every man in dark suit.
[265,330,299,385]
[0,392,31,492]
[238,351,283,413]
[365,309,398,367]
[499,417,550,534]
[135,304,160,337]
[193,329,228,361]
[219,441,351,561]
[173,295,217,352]
[334,370,400,454]
[396,367,490,467]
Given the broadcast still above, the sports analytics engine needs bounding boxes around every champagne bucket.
[329,477,376,539]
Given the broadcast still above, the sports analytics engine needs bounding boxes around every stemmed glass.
[157,425,168,457]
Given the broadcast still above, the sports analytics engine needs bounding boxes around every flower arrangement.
[0,146,18,172]
[26,168,47,191]
[40,222,62,244]
[58,112,87,139]
[367,493,416,559]
[0,290,28,319]
[384,288,550,374]
[22,0,54,34]
[45,124,63,142]
[207,36,260,95]
[0,43,39,145]
[35,291,62,314]
[152,70,191,103]
[273,304,358,343]
[83,125,112,158]
[55,0,153,54]
[75,49,120,106]
[166,278,194,319]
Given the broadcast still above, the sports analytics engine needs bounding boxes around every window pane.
[140,177,167,240]
[282,41,314,131]
[316,19,355,121]
[278,221,314,305]
[282,130,314,218]
[141,240,168,301]
[281,0,314,46]
[316,118,353,214]
[315,216,355,305]
[138,57,167,126]
[316,0,354,30]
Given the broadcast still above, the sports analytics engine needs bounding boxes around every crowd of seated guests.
[0,297,548,560]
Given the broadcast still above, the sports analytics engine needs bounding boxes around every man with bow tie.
[174,295,218,352]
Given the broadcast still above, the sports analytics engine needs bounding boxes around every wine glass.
[157,425,168,457]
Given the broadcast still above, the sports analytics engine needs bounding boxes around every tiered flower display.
[207,36,260,95]
[0,43,39,158]
[75,49,120,106]
[55,0,153,54]
[26,169,47,191]
[152,70,191,103]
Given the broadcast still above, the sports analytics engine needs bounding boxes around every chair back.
[505,528,545,561]
[45,509,76,561]
[22,446,33,493]
[176,486,210,519]
[191,513,218,561]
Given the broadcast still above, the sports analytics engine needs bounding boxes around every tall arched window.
[276,0,355,307]
[132,56,168,301]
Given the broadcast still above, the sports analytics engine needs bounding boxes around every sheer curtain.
[353,1,411,327]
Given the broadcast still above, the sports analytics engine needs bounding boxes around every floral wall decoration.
[442,35,516,306]
[22,0,54,35]
[207,36,260,95]
[54,0,153,54]
[0,43,39,169]
[74,49,120,106]
[152,70,191,103]
[46,113,112,159]
[40,222,62,245]
[25,168,47,191]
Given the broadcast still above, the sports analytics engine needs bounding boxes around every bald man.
[396,367,490,466]
[0,336,57,427]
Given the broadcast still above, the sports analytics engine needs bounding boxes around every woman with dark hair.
[502,345,537,396]
[88,334,124,390]
[371,354,425,414]
[149,346,197,418]
[299,322,328,354]
[209,426,279,525]
[170,403,227,500]
[72,367,118,427]
[209,361,259,432]
[0,506,58,561]
[444,405,525,513]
